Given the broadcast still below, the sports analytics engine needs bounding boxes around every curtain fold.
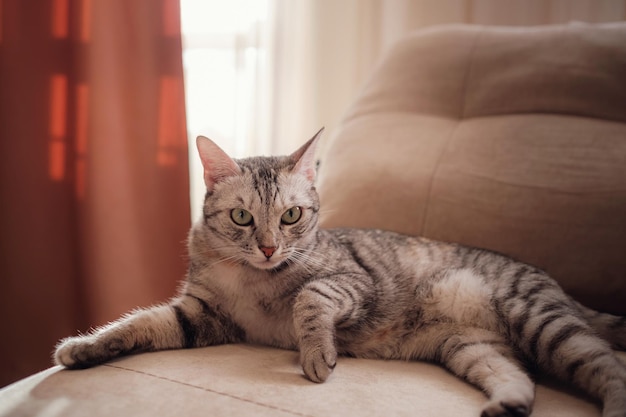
[0,0,190,387]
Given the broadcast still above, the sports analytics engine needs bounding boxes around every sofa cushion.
[317,22,626,315]
[0,345,617,417]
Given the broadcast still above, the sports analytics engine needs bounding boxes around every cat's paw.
[480,399,531,417]
[300,345,337,383]
[480,377,534,417]
[54,335,124,369]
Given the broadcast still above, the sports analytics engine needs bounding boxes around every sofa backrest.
[317,22,626,315]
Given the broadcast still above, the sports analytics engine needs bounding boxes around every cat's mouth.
[252,257,287,271]
[249,248,290,271]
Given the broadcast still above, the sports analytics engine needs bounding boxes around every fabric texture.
[317,22,626,315]
[1,346,622,417]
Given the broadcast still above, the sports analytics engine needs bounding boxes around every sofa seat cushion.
[1,345,620,417]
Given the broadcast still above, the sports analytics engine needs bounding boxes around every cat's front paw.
[300,345,337,383]
[481,398,531,417]
[481,380,534,417]
[54,335,124,369]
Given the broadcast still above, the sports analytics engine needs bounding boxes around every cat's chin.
[250,258,289,273]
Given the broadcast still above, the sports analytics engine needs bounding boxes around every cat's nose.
[259,246,277,259]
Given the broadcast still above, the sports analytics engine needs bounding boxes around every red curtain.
[0,0,190,386]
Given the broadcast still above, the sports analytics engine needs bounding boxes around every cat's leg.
[54,303,182,368]
[562,316,626,417]
[292,276,372,383]
[573,300,626,350]
[430,326,535,417]
[562,343,626,417]
[292,284,338,383]
[519,309,626,417]
[54,294,243,368]
[502,285,626,417]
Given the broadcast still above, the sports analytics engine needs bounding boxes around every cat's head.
[193,129,323,272]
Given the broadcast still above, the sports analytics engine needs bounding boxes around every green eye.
[281,207,302,225]
[231,209,253,226]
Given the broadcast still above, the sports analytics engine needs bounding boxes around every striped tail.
[575,301,626,351]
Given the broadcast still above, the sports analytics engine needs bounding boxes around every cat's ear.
[196,136,241,191]
[291,127,324,182]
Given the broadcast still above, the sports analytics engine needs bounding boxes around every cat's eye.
[231,208,253,226]
[281,207,302,225]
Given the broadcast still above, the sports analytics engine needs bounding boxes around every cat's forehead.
[237,155,300,190]
[213,155,313,209]
[236,155,294,174]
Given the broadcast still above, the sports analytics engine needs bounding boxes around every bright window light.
[180,0,270,221]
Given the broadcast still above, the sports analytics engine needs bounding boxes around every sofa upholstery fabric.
[2,346,621,417]
[318,22,626,315]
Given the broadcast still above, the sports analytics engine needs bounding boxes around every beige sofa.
[1,23,625,417]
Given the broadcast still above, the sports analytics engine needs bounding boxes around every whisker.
[318,208,339,217]
[288,248,336,275]
[209,254,245,268]
[196,244,242,257]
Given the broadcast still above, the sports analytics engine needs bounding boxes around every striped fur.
[55,133,626,417]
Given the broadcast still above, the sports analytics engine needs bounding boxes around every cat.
[55,130,626,417]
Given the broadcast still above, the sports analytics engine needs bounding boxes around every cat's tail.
[575,301,626,351]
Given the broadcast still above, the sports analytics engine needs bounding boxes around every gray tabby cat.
[55,130,626,417]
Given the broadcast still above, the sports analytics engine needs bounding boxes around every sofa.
[1,22,625,417]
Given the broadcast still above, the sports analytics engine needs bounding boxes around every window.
[180,0,271,220]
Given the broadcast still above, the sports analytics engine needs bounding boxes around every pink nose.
[259,246,277,259]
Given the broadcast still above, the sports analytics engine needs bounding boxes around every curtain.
[269,0,626,155]
[0,0,190,387]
